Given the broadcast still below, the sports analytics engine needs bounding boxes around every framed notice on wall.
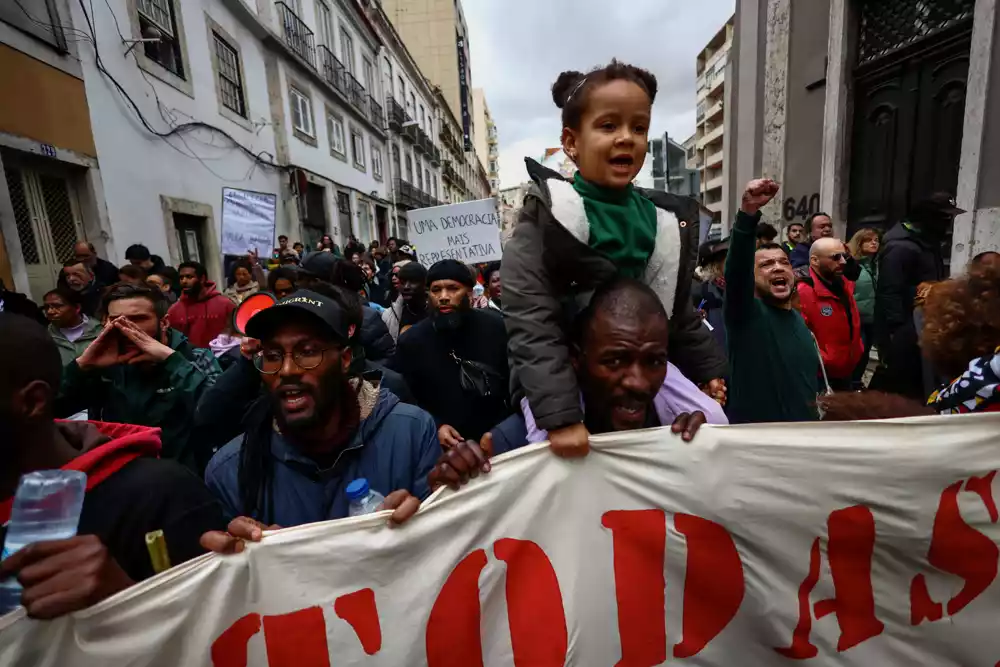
[220,187,277,258]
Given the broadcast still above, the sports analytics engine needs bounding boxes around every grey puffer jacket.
[503,158,728,431]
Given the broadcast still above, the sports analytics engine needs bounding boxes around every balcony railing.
[346,72,367,118]
[319,45,347,97]
[368,95,384,129]
[394,179,438,209]
[275,2,315,68]
[413,128,427,155]
[442,160,458,184]
[428,143,441,166]
[387,96,408,131]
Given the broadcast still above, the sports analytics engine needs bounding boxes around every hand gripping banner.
[3,414,1000,666]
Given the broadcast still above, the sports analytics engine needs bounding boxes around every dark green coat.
[57,329,221,469]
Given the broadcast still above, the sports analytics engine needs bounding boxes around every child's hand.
[549,423,590,458]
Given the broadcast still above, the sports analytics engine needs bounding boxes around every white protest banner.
[3,414,1000,666]
[406,198,501,265]
[220,188,278,258]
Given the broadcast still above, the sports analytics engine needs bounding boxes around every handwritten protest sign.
[406,198,501,265]
[2,414,1000,666]
[220,188,277,258]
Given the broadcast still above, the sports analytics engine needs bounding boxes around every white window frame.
[289,85,316,143]
[327,108,346,158]
[350,126,366,171]
[371,141,384,180]
[315,0,334,49]
[339,25,355,74]
[362,56,375,94]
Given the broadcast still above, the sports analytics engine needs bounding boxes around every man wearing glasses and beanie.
[202,288,441,536]
[796,237,864,391]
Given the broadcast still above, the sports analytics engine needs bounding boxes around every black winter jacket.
[875,221,946,344]
[503,159,727,431]
[361,305,395,361]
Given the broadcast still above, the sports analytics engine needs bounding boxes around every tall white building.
[693,16,734,220]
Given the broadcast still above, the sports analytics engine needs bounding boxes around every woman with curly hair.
[922,263,1000,413]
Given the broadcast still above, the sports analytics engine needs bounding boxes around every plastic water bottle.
[0,470,87,615]
[346,478,385,517]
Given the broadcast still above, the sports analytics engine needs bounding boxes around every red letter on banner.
[211,613,262,667]
[334,588,381,655]
[494,539,568,666]
[426,549,488,667]
[263,606,330,667]
[776,505,883,658]
[601,509,667,667]
[910,471,999,624]
[426,542,567,667]
[673,513,746,658]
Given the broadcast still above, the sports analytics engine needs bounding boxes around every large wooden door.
[848,1,973,238]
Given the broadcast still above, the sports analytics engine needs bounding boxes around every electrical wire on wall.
[73,0,286,182]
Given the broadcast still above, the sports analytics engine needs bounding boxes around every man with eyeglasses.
[202,288,441,535]
[796,237,864,391]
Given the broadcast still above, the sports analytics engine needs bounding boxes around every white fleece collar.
[544,177,682,315]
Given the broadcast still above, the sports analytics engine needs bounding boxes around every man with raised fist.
[724,179,821,424]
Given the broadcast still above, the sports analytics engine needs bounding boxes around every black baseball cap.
[299,250,336,279]
[245,289,350,343]
[913,192,965,218]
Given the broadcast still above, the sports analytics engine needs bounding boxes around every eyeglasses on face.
[827,253,846,262]
[253,343,337,374]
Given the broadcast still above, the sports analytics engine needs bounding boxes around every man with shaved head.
[797,237,864,390]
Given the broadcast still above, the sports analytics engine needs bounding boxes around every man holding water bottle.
[200,287,441,553]
[0,313,225,619]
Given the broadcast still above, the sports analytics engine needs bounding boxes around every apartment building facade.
[0,0,459,298]
[381,0,490,201]
[693,16,734,220]
[0,0,119,298]
[473,88,499,195]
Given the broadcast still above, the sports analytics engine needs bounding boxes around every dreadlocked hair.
[551,59,658,130]
[237,278,365,523]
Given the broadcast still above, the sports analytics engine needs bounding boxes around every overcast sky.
[463,0,735,189]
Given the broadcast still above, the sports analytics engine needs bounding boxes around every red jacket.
[796,268,864,379]
[167,281,235,349]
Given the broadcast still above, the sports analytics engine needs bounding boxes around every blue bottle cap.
[346,478,370,501]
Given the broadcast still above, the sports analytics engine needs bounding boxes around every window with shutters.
[350,127,366,171]
[327,109,346,158]
[289,85,316,144]
[212,32,246,117]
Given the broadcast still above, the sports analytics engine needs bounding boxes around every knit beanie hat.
[426,259,475,288]
[397,262,427,284]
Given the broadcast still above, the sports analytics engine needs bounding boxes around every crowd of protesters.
[0,57,997,624]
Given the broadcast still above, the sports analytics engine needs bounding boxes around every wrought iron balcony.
[275,2,315,68]
[387,96,409,132]
[318,45,348,97]
[368,95,384,129]
[413,128,427,155]
[345,72,367,118]
[428,143,441,166]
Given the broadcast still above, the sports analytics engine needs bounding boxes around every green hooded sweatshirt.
[57,328,222,470]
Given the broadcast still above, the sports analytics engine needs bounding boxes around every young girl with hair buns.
[502,60,729,457]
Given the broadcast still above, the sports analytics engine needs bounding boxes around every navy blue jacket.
[789,242,811,268]
[205,389,441,526]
